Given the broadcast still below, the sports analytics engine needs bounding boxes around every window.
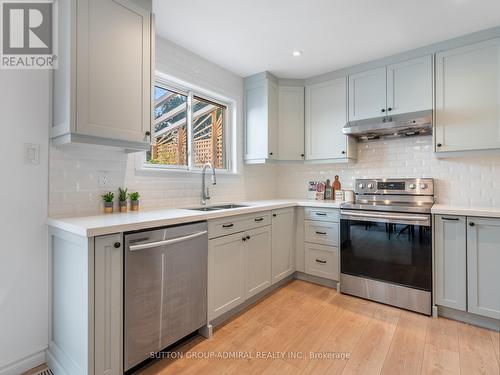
[147,82,230,171]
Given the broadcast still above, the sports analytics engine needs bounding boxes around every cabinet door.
[95,234,123,375]
[348,67,387,121]
[436,38,500,152]
[267,80,279,160]
[245,79,269,160]
[467,217,500,319]
[76,0,151,144]
[209,233,245,320]
[305,77,348,160]
[387,55,433,115]
[272,208,295,283]
[245,226,272,298]
[278,86,305,160]
[434,215,467,311]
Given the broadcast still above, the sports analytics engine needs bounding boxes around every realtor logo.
[1,0,57,69]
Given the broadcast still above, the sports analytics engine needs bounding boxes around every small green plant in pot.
[101,192,114,214]
[129,192,140,211]
[118,188,128,213]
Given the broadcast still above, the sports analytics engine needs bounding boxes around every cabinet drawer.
[304,207,339,222]
[305,244,339,281]
[208,212,271,239]
[305,220,339,246]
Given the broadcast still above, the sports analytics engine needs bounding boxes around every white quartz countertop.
[431,204,500,219]
[47,199,343,237]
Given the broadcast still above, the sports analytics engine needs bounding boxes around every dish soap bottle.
[324,179,333,200]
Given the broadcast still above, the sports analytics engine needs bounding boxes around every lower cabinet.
[467,217,500,320]
[208,232,246,320]
[435,215,500,320]
[271,208,295,283]
[305,243,339,280]
[434,215,467,311]
[94,234,123,375]
[245,226,272,298]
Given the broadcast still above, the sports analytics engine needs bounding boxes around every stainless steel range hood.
[343,110,432,141]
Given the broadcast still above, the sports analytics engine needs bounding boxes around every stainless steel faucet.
[201,162,216,205]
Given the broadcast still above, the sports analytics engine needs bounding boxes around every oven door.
[340,210,432,291]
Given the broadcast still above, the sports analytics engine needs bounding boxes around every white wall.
[278,136,500,208]
[0,71,49,373]
[49,37,278,217]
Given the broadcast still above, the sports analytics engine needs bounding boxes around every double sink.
[187,204,248,212]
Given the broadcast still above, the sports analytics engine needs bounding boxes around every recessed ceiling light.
[292,50,302,57]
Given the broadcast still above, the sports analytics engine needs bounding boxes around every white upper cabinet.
[348,67,387,121]
[51,0,153,150]
[467,217,500,320]
[278,86,305,160]
[349,56,433,121]
[305,77,356,161]
[245,73,279,162]
[386,55,433,115]
[435,38,500,152]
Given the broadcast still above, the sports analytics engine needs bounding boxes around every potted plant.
[101,192,114,213]
[129,192,140,211]
[118,187,128,213]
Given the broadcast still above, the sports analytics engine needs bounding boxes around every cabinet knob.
[387,107,392,112]
[469,222,475,227]
[246,235,250,240]
[242,237,247,242]
[269,152,273,156]
[437,143,442,147]
[341,150,346,154]
[301,154,305,158]
[145,131,151,136]
[272,213,277,217]
[113,242,121,248]
[381,108,386,113]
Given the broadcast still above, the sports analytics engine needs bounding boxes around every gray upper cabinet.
[51,0,153,151]
[348,56,433,121]
[435,38,500,153]
[305,77,356,161]
[467,217,500,320]
[386,55,433,115]
[348,67,387,121]
[278,86,305,160]
[434,215,467,311]
[244,73,279,163]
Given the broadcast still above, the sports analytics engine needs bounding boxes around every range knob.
[367,183,374,189]
[409,183,416,189]
[420,183,427,189]
[358,183,365,189]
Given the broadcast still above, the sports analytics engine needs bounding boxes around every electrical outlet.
[24,143,40,165]
[98,171,110,188]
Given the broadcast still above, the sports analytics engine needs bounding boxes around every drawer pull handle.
[254,217,264,222]
[222,224,234,228]
[315,231,327,235]
[315,259,327,264]
[315,212,327,216]
[442,217,459,221]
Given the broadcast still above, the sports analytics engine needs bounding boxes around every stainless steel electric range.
[340,178,434,315]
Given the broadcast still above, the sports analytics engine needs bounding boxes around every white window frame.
[136,74,236,174]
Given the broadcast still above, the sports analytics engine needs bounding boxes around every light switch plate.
[24,143,40,165]
[98,171,110,188]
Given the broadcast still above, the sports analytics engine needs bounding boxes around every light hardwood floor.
[137,280,499,375]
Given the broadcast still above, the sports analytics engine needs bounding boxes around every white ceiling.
[154,0,500,79]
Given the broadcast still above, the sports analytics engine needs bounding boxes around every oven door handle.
[340,210,430,226]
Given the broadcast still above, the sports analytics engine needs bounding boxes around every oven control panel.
[355,178,434,195]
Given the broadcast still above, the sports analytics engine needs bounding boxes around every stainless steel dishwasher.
[124,222,208,371]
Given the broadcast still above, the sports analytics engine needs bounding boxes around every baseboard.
[437,306,500,331]
[0,349,46,375]
[294,271,338,289]
[46,348,68,375]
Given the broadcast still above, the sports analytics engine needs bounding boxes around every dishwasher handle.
[129,230,207,251]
